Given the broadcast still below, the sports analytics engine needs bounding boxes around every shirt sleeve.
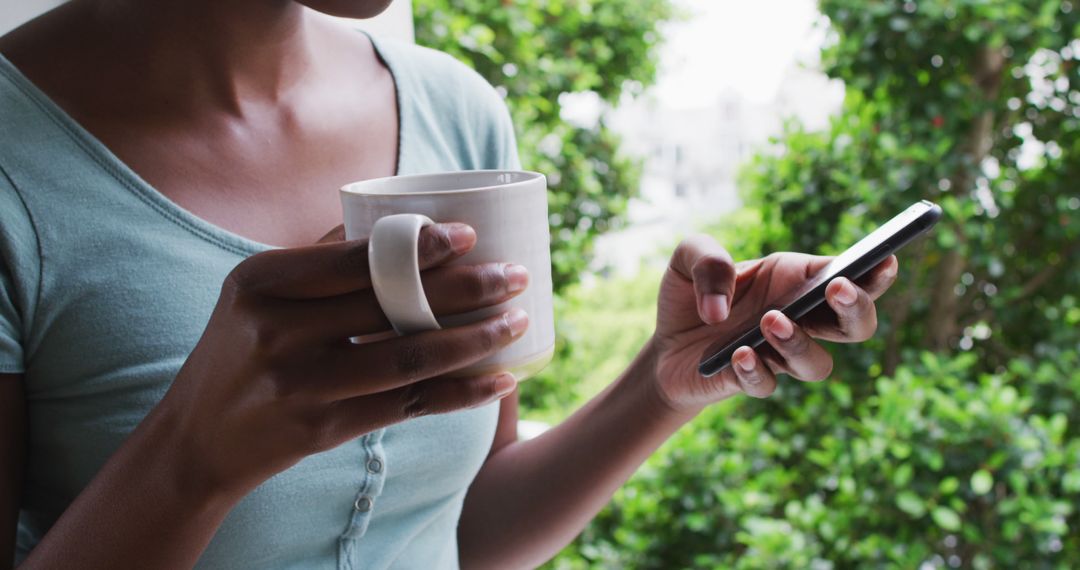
[437,53,523,171]
[0,168,40,374]
[485,90,522,171]
[463,69,521,172]
[0,264,24,373]
[375,38,523,173]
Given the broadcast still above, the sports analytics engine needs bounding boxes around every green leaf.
[1063,470,1080,493]
[461,0,1080,566]
[971,470,994,494]
[893,463,914,487]
[896,491,926,517]
[931,506,962,532]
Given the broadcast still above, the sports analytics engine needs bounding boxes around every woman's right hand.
[151,222,529,502]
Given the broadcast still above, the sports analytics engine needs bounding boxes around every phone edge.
[697,200,943,378]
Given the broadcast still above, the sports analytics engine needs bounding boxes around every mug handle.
[368,213,443,335]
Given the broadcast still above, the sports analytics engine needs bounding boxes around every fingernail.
[493,373,517,397]
[447,224,477,254]
[768,312,794,340]
[735,350,756,373]
[883,258,898,278]
[505,264,529,293]
[505,308,529,336]
[702,293,730,322]
[835,279,858,306]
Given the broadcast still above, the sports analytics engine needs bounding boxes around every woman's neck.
[78,0,323,115]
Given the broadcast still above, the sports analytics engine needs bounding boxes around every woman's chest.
[94,111,398,247]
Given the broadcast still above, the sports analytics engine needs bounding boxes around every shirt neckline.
[0,30,406,256]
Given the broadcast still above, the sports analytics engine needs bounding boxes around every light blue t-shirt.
[0,33,520,569]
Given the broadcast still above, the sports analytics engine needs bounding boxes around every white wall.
[0,0,65,35]
[0,0,414,41]
[344,1,415,43]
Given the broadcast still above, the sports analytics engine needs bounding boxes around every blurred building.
[612,90,774,227]
[591,62,844,277]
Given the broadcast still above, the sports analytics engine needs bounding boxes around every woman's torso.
[0,30,521,569]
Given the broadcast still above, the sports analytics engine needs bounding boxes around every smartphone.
[697,200,943,377]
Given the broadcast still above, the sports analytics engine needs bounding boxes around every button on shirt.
[0,32,519,569]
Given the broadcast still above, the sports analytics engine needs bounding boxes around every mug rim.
[340,169,545,197]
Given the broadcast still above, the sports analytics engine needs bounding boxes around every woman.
[0,1,897,568]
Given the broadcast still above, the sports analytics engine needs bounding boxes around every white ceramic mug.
[340,170,555,381]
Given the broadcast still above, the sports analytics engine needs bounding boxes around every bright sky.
[653,0,826,108]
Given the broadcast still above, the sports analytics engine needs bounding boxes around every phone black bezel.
[697,200,943,377]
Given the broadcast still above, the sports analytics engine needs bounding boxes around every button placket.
[339,430,388,570]
[366,457,383,474]
[340,430,388,545]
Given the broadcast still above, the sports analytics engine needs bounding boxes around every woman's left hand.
[649,234,899,414]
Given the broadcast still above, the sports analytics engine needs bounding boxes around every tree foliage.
[418,0,1080,567]
[412,0,674,291]
[748,0,1080,369]
[541,0,1080,567]
[547,347,1080,568]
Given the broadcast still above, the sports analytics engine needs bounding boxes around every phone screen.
[698,200,941,376]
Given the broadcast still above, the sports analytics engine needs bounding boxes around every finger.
[669,234,736,324]
[734,253,833,301]
[279,263,529,341]
[323,372,517,448]
[317,225,347,244]
[801,278,879,343]
[229,223,476,299]
[854,255,899,300]
[730,346,777,398]
[796,254,834,280]
[421,263,529,316]
[395,372,517,417]
[272,290,390,341]
[760,310,834,381]
[319,309,529,399]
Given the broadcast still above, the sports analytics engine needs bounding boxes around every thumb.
[317,224,347,244]
[668,234,736,324]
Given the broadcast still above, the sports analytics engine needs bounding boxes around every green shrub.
[417,0,1080,567]
[414,0,674,292]
[547,349,1080,569]
[519,270,660,423]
